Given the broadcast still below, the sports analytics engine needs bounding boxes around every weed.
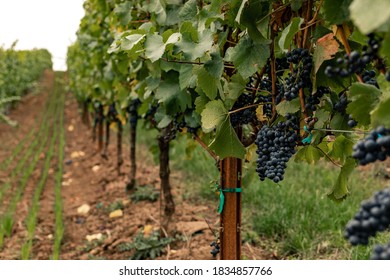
[130,185,159,202]
[118,231,174,260]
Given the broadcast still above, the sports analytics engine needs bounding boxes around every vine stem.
[141,55,235,68]
[228,103,271,115]
[193,133,219,162]
[315,146,343,168]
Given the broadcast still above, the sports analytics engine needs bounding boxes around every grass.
[20,101,59,259]
[0,87,58,247]
[53,73,65,260]
[134,122,219,200]
[242,160,390,259]
[53,74,66,260]
[134,121,390,260]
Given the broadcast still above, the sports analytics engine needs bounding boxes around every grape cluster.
[347,115,358,128]
[362,70,378,87]
[169,112,201,135]
[255,115,299,183]
[210,241,220,257]
[333,93,348,114]
[230,93,257,127]
[282,48,313,101]
[325,34,381,78]
[371,243,390,260]
[305,86,331,112]
[352,126,390,165]
[344,188,390,246]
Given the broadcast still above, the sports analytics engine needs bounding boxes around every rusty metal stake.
[219,143,242,259]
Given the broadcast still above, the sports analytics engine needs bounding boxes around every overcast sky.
[0,0,85,70]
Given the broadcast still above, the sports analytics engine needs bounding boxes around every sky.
[0,0,85,70]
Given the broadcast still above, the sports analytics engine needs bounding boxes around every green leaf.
[196,67,219,100]
[328,134,354,164]
[195,90,209,114]
[328,157,356,201]
[148,0,167,25]
[371,76,390,127]
[380,30,390,59]
[122,34,146,51]
[291,0,304,11]
[175,29,213,60]
[294,145,323,164]
[145,34,165,62]
[157,115,173,129]
[314,109,330,128]
[179,64,196,90]
[349,0,390,34]
[209,118,246,160]
[330,113,349,130]
[237,0,271,45]
[204,52,224,79]
[323,0,353,25]
[201,100,227,133]
[225,36,270,79]
[235,0,249,24]
[113,2,133,26]
[179,0,198,21]
[278,17,304,52]
[155,72,191,112]
[226,73,246,101]
[275,99,300,116]
[346,83,381,126]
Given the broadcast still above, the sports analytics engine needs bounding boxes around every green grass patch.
[242,160,390,259]
[52,76,66,260]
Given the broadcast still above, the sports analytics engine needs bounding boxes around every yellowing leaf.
[143,224,153,237]
[256,105,268,122]
[313,33,340,73]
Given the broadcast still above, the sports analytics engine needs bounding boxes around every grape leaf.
[225,36,270,79]
[179,0,197,21]
[291,0,304,11]
[204,52,224,79]
[313,33,339,73]
[209,118,246,160]
[346,83,381,126]
[145,34,165,62]
[226,73,246,101]
[294,145,323,164]
[380,30,390,59]
[175,29,213,61]
[328,134,354,164]
[147,0,167,25]
[113,2,133,26]
[179,64,196,90]
[349,0,390,34]
[323,0,353,25]
[196,67,220,100]
[201,100,227,133]
[371,76,390,127]
[327,157,356,201]
[275,99,300,116]
[278,17,304,52]
[122,34,146,52]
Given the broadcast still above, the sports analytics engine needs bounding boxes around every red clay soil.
[0,70,269,260]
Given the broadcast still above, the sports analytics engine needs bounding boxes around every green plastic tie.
[302,125,313,144]
[218,187,242,214]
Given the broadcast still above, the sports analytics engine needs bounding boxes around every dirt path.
[0,71,268,260]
